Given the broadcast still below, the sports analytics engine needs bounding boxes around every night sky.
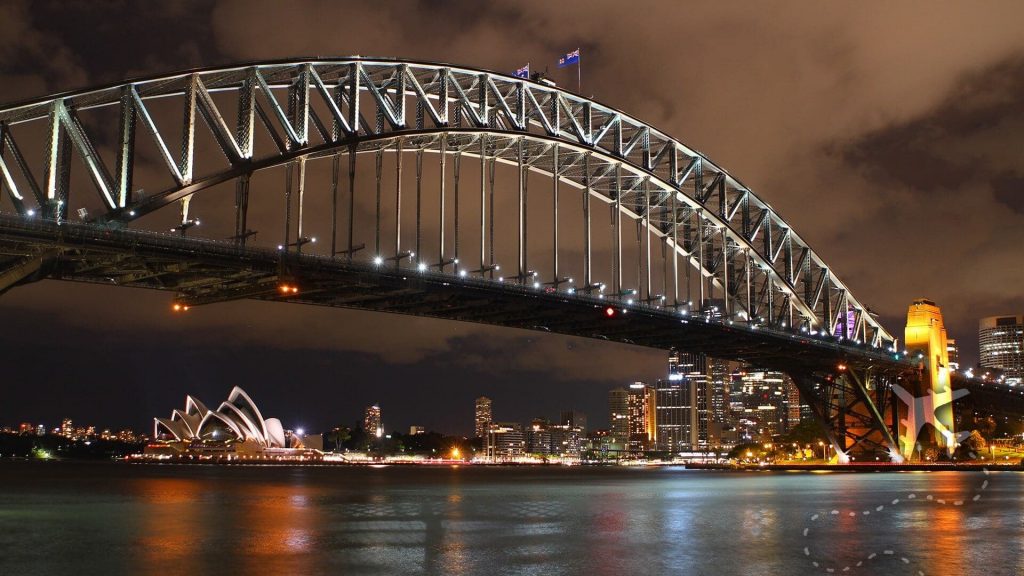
[1,1,1022,436]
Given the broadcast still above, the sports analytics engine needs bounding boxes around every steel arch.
[0,57,894,347]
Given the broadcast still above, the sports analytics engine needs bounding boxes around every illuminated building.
[655,378,691,452]
[409,425,425,435]
[488,422,525,460]
[526,418,552,455]
[364,404,383,438]
[608,387,629,443]
[60,418,73,438]
[709,358,730,426]
[979,315,1023,385]
[35,424,45,436]
[786,377,803,430]
[474,396,492,439]
[147,387,320,459]
[734,370,788,441]
[627,383,657,453]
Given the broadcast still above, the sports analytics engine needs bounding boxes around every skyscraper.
[560,410,587,433]
[474,396,492,439]
[608,387,629,443]
[979,315,1023,385]
[677,352,711,447]
[627,382,657,453]
[655,378,693,452]
[363,405,382,438]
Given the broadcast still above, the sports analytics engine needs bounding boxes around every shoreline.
[4,457,1022,472]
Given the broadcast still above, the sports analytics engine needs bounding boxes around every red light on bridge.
[605,306,616,318]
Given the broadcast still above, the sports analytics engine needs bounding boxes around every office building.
[655,378,694,452]
[979,315,1023,385]
[560,410,587,433]
[627,382,657,452]
[475,396,492,439]
[364,405,383,438]
[608,387,630,443]
[488,422,525,460]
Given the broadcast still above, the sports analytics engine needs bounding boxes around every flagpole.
[577,48,582,94]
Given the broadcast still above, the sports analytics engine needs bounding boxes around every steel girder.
[0,58,894,348]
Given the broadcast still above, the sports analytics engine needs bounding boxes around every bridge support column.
[790,368,900,463]
[901,299,961,460]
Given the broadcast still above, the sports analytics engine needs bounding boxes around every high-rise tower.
[475,397,492,439]
[979,315,1023,385]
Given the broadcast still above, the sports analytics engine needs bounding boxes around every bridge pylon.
[900,298,961,460]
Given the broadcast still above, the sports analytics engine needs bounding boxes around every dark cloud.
[840,56,1024,195]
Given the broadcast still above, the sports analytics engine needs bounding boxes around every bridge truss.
[0,57,934,458]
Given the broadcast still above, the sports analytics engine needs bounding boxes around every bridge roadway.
[3,212,1022,455]
[0,213,904,376]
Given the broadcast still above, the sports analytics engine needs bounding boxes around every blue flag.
[514,64,530,79]
[557,48,580,68]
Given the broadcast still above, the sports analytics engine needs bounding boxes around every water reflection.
[0,464,1020,576]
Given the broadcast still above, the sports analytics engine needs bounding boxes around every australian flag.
[557,48,580,68]
[513,64,530,79]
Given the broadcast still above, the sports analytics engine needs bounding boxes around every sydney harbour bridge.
[0,58,1019,461]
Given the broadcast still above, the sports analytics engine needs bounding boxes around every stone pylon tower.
[902,299,959,459]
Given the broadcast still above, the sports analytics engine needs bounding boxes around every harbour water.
[0,462,1021,575]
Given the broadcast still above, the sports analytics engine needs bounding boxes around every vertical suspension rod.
[552,143,559,284]
[517,137,526,281]
[438,136,447,269]
[583,153,592,289]
[395,138,404,267]
[415,147,423,263]
[296,157,306,253]
[330,152,339,257]
[613,163,622,297]
[347,143,356,261]
[479,134,487,276]
[374,148,382,257]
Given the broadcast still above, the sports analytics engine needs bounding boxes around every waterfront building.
[488,422,525,460]
[709,358,730,427]
[979,315,1023,385]
[526,418,553,455]
[549,424,582,457]
[148,386,321,460]
[475,397,492,439]
[734,370,789,441]
[627,383,657,453]
[364,405,383,438]
[655,378,692,452]
[60,418,73,438]
[608,387,629,443]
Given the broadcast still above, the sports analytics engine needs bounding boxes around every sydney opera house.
[144,386,322,460]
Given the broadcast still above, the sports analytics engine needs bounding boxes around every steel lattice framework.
[21,58,1016,459]
[0,58,893,347]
